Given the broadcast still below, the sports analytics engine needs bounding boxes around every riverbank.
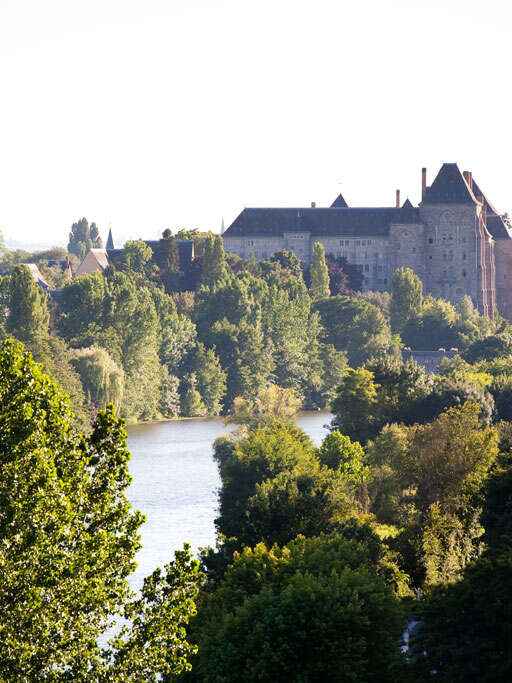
[125,411,331,590]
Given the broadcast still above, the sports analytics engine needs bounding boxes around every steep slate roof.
[25,263,50,290]
[422,163,478,204]
[330,193,348,208]
[224,205,421,238]
[470,177,512,239]
[106,228,115,251]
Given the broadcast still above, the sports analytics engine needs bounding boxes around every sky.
[0,0,511,248]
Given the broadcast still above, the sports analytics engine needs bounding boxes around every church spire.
[106,226,114,251]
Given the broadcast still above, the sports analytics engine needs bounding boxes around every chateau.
[223,163,512,318]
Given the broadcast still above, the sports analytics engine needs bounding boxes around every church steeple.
[106,227,114,251]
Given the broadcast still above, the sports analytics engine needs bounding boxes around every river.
[125,412,331,589]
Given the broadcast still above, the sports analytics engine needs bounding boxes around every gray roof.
[106,228,115,251]
[422,163,477,204]
[470,177,511,239]
[330,193,349,208]
[223,205,421,238]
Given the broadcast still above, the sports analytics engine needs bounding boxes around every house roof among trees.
[25,263,50,290]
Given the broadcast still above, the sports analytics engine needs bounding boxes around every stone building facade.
[223,163,512,318]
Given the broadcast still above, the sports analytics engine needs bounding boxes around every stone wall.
[494,237,512,319]
[402,348,458,373]
[420,204,485,311]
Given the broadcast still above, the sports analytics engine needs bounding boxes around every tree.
[159,366,181,417]
[6,265,50,342]
[413,545,512,682]
[180,373,207,417]
[317,430,367,484]
[156,230,180,292]
[113,240,154,285]
[396,402,498,587]
[67,217,102,259]
[324,253,353,295]
[310,242,330,298]
[411,448,512,681]
[325,254,363,292]
[330,367,379,443]
[463,332,512,363]
[201,234,228,287]
[241,465,356,547]
[0,339,201,680]
[357,290,392,321]
[390,267,422,334]
[402,297,459,351]
[188,534,407,682]
[192,343,226,415]
[70,346,124,409]
[313,295,398,367]
[226,383,301,430]
[270,249,303,279]
[214,422,314,542]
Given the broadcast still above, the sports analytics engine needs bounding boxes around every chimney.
[311,201,316,208]
[421,167,427,200]
[463,170,473,190]
[396,189,400,208]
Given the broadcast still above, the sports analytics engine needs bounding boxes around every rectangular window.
[362,240,366,246]
[356,240,361,246]
[364,264,369,272]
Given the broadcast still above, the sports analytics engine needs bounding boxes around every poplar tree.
[201,234,228,287]
[6,265,50,342]
[310,242,330,298]
[67,217,102,259]
[390,267,423,334]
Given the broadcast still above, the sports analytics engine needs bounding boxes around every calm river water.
[125,412,331,589]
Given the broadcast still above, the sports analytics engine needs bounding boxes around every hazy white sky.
[0,0,511,247]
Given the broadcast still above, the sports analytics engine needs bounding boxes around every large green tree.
[412,452,512,681]
[0,339,201,680]
[186,534,407,682]
[6,265,50,342]
[310,242,330,298]
[330,367,380,443]
[67,217,102,259]
[201,234,228,287]
[390,267,423,334]
[313,295,398,367]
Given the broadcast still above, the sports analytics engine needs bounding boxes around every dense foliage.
[4,227,512,678]
[0,339,201,680]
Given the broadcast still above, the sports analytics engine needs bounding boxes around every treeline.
[1,225,510,429]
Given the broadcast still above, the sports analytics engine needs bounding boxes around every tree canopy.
[67,217,102,259]
[0,339,201,680]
